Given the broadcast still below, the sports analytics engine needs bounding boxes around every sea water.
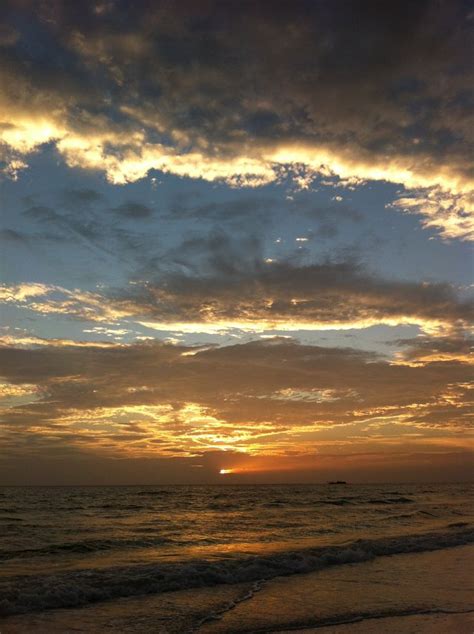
[0,483,472,617]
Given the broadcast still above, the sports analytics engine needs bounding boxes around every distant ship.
[327,480,348,484]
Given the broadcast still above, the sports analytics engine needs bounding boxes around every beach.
[200,544,474,633]
[1,484,473,632]
[1,0,472,629]
[2,544,472,632]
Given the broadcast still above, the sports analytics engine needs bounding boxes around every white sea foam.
[1,525,472,616]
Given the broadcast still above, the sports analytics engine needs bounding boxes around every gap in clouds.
[0,0,472,483]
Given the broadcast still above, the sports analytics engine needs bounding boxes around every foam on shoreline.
[1,524,473,616]
[200,544,474,633]
[2,544,473,633]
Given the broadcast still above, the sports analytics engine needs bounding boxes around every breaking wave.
[1,525,472,616]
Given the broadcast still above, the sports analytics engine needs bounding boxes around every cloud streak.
[0,339,471,472]
[3,256,471,335]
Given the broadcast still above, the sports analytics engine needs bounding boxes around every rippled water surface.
[0,483,472,615]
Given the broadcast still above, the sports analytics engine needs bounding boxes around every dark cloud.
[62,189,103,207]
[0,23,18,47]
[0,0,471,240]
[302,202,364,224]
[23,205,59,222]
[24,203,105,246]
[156,230,265,277]
[300,202,364,239]
[0,228,29,243]
[396,331,473,362]
[22,197,157,265]
[107,258,473,329]
[112,202,153,219]
[165,197,274,222]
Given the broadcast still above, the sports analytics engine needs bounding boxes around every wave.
[0,536,175,560]
[207,502,242,511]
[92,503,146,510]
[136,490,173,496]
[367,497,413,505]
[1,524,472,616]
[320,499,353,506]
[259,496,413,508]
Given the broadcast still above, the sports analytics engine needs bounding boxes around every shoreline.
[2,523,472,617]
[276,611,474,633]
[200,544,474,633]
[2,544,473,633]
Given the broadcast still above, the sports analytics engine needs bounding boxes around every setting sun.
[0,2,472,631]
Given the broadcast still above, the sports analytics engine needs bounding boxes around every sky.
[0,0,472,484]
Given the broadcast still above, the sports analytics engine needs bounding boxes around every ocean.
[0,483,473,631]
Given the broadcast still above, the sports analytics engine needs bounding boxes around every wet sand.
[200,544,474,633]
[278,612,474,633]
[2,544,473,633]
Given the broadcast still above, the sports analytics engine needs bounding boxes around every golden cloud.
[0,338,471,464]
[0,0,472,238]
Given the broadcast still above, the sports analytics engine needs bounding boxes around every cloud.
[389,187,474,241]
[163,196,274,222]
[111,202,153,219]
[0,228,29,243]
[0,23,19,47]
[0,339,471,468]
[21,196,159,266]
[0,282,129,321]
[0,334,128,349]
[61,188,103,206]
[302,202,364,239]
[394,330,473,365]
[124,260,474,334]
[1,253,472,334]
[0,0,472,238]
[0,282,55,302]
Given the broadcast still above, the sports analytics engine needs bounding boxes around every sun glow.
[219,469,233,475]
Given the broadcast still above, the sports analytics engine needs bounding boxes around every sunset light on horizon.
[0,3,473,630]
[0,0,472,487]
